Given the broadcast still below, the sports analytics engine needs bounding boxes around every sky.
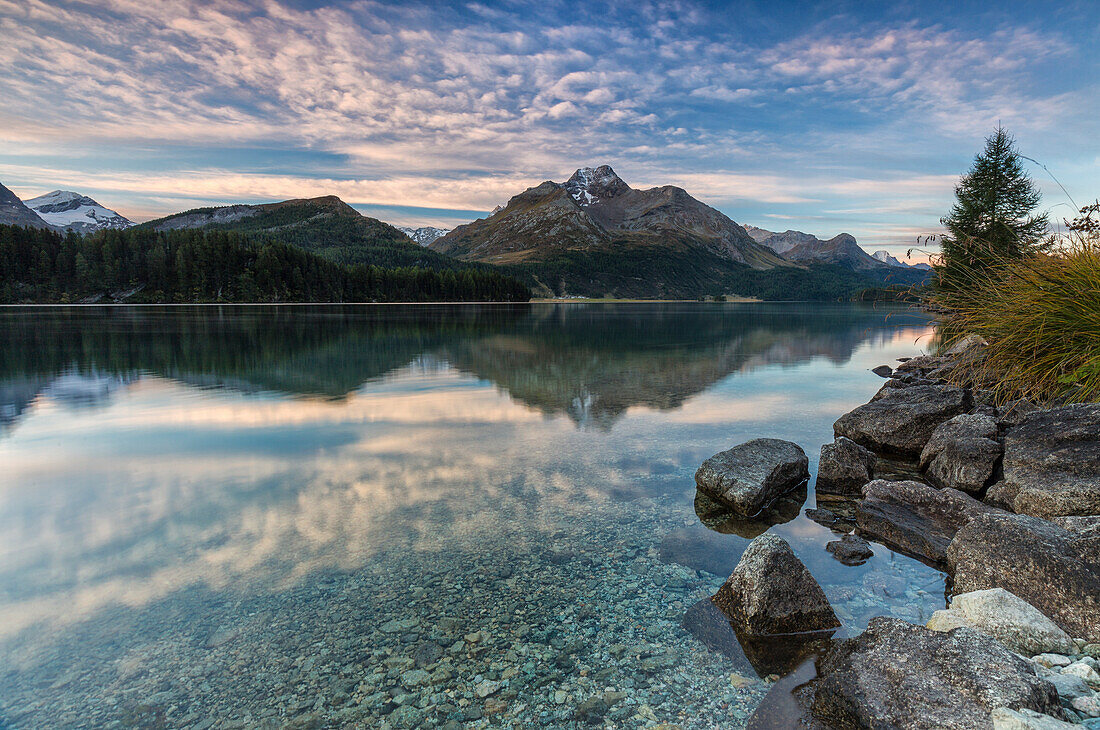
[1,0,1097,260]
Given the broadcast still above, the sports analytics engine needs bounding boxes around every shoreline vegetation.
[0,225,531,304]
[926,128,1100,406]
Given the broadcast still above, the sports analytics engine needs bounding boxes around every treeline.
[0,225,530,303]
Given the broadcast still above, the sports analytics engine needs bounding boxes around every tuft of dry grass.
[929,203,1100,404]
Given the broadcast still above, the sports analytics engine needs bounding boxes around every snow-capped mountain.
[398,226,450,246]
[873,250,932,270]
[23,190,132,233]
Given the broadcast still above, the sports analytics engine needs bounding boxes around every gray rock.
[808,617,1065,729]
[944,334,988,357]
[825,533,874,566]
[833,381,970,457]
[817,437,876,498]
[857,479,1003,565]
[695,438,809,516]
[711,532,839,635]
[872,365,894,378]
[991,707,1080,729]
[919,414,1002,494]
[1044,671,1093,702]
[895,354,950,373]
[1001,404,1100,518]
[948,513,1100,642]
[943,588,1077,656]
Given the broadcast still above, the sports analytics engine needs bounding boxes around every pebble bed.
[0,487,946,730]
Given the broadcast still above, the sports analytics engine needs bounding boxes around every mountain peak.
[24,188,132,232]
[564,165,629,206]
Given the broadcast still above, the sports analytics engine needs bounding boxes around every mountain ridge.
[0,183,58,231]
[431,165,790,273]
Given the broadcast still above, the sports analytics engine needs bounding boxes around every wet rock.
[681,597,834,678]
[991,707,1079,729]
[825,533,874,566]
[872,365,894,378]
[816,437,877,499]
[833,381,970,457]
[693,486,805,539]
[808,617,1065,729]
[711,532,839,635]
[695,439,809,516]
[804,506,856,533]
[948,513,1100,642]
[919,414,1002,494]
[924,588,1077,656]
[856,479,1003,565]
[1000,404,1100,518]
[895,354,950,373]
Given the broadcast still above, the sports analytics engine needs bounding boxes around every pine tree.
[938,127,1048,290]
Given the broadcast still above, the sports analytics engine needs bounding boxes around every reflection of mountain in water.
[0,304,929,432]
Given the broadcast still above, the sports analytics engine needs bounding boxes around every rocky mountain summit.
[431,165,786,269]
[0,182,57,230]
[24,190,132,233]
[874,249,933,270]
[398,226,450,246]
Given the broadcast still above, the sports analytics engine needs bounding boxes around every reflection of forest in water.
[0,303,930,431]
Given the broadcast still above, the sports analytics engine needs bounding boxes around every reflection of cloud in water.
[0,306,938,658]
[1,375,689,640]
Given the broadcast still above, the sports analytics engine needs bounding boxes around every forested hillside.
[0,225,530,303]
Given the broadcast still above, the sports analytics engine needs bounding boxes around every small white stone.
[991,707,1080,729]
[1062,661,1100,684]
[1032,653,1072,668]
[1071,695,1100,718]
[474,680,501,698]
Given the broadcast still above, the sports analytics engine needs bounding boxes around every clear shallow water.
[0,303,944,729]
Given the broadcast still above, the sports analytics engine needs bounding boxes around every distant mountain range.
[745,225,931,281]
[399,226,450,246]
[1,169,932,300]
[872,249,932,270]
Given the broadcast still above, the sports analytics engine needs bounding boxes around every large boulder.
[808,617,1064,729]
[948,513,1100,642]
[920,413,1003,494]
[816,437,877,498]
[711,532,839,635]
[856,479,1004,565]
[695,438,809,517]
[833,381,970,458]
[925,588,1077,656]
[1000,404,1100,518]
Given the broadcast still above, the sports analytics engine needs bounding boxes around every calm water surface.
[0,303,944,729]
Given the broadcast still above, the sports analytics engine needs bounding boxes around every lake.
[0,303,945,729]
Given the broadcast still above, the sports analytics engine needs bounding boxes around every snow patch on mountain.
[564,165,625,207]
[24,190,132,233]
[399,226,450,246]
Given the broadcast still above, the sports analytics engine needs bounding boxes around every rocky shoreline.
[693,339,1100,728]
